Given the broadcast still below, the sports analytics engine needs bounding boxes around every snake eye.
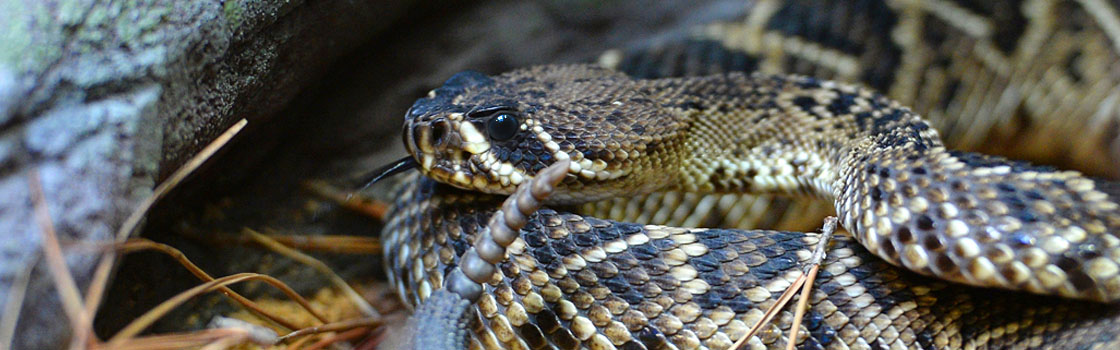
[487,113,520,141]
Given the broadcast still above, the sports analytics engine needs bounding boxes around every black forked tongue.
[356,156,418,190]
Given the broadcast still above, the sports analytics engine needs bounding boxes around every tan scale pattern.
[680,0,1120,179]
[381,1,1120,348]
[401,63,1120,301]
[383,175,1120,349]
[583,0,1120,236]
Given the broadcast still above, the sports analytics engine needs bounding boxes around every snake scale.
[374,1,1120,349]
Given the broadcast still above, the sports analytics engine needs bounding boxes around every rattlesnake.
[375,1,1120,349]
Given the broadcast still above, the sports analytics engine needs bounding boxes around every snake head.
[402,64,683,203]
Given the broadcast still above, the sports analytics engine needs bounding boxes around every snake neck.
[643,73,940,200]
[635,73,1120,301]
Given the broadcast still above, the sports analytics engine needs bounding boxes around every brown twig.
[735,217,837,350]
[106,272,323,344]
[302,326,373,350]
[115,119,249,243]
[86,118,249,329]
[183,230,381,255]
[244,228,380,318]
[732,270,807,350]
[28,171,94,350]
[196,337,244,350]
[112,239,307,331]
[285,332,318,349]
[784,217,836,350]
[302,180,390,220]
[785,263,820,350]
[0,253,38,349]
[268,234,380,255]
[91,328,255,350]
[277,316,381,342]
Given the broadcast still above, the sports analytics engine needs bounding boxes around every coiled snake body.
[378,2,1120,349]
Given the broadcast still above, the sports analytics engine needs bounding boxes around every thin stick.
[244,228,380,318]
[785,264,819,350]
[107,272,318,343]
[196,337,244,350]
[185,233,381,255]
[115,118,249,242]
[784,217,836,350]
[810,217,837,270]
[302,326,372,350]
[86,119,249,326]
[735,217,838,350]
[113,239,305,330]
[0,253,38,349]
[276,317,381,342]
[732,272,807,350]
[91,328,253,350]
[28,171,92,350]
[285,332,318,349]
[302,180,390,220]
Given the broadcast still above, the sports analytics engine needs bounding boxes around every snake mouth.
[402,115,494,191]
[416,151,480,188]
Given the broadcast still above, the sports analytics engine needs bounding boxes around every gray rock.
[0,0,412,348]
